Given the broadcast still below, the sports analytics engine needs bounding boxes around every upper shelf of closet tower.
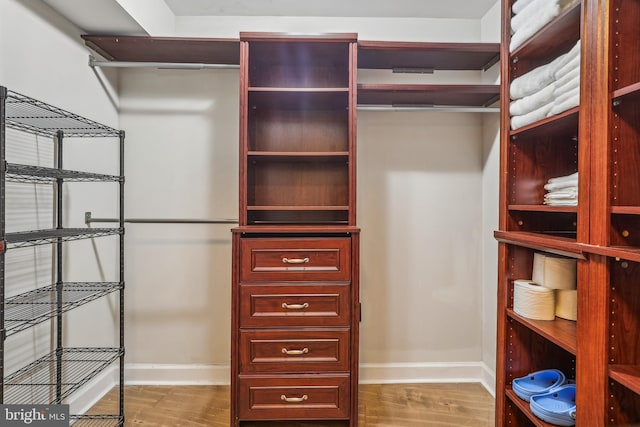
[357,41,500,108]
[81,35,241,65]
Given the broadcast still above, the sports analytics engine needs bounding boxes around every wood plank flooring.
[89,383,495,426]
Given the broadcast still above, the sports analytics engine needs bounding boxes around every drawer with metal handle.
[239,329,350,373]
[239,283,351,327]
[240,237,351,281]
[237,374,350,420]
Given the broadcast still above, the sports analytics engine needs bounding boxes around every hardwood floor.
[89,383,494,426]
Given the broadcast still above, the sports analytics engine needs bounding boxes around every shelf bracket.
[483,53,501,71]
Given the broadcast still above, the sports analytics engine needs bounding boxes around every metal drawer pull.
[281,394,308,403]
[281,347,309,355]
[282,257,310,264]
[282,302,309,310]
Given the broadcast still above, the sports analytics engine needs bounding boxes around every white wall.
[119,68,238,371]
[480,0,502,394]
[0,0,121,412]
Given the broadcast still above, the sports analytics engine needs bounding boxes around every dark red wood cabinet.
[231,32,360,427]
[495,0,640,425]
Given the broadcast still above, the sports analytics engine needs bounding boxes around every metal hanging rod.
[85,211,238,225]
[89,56,240,70]
[357,105,500,113]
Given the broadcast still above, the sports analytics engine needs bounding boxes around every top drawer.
[240,238,351,281]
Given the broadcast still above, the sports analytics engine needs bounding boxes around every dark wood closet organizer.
[82,33,500,426]
[496,0,640,425]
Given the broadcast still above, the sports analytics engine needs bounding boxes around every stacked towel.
[510,0,573,52]
[544,172,578,206]
[510,41,580,130]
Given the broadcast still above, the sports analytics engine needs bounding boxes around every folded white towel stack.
[510,0,574,53]
[544,172,578,206]
[509,41,581,130]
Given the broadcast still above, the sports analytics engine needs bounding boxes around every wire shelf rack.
[70,414,124,427]
[5,282,123,337]
[6,163,122,184]
[6,228,123,249]
[5,90,120,138]
[4,347,123,404]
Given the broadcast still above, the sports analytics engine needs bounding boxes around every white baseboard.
[124,362,496,396]
[68,366,118,415]
[479,362,496,397]
[125,363,230,385]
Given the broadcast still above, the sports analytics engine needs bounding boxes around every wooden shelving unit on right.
[496,0,640,425]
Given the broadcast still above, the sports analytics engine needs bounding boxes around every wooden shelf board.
[507,309,577,355]
[248,87,349,93]
[609,365,640,395]
[505,388,559,427]
[357,41,500,71]
[247,206,350,211]
[613,82,640,102]
[233,225,360,234]
[82,35,240,64]
[510,107,579,139]
[611,206,640,215]
[240,32,357,42]
[357,84,500,107]
[494,231,585,259]
[248,151,349,158]
[579,244,640,263]
[510,1,581,61]
[509,205,578,213]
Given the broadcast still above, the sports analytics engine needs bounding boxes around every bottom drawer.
[238,375,350,420]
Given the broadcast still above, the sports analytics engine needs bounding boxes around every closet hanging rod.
[357,105,500,113]
[89,56,240,70]
[85,211,238,225]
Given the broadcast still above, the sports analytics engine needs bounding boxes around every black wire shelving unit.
[0,86,125,427]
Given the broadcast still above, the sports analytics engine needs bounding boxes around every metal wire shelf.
[5,90,120,138]
[5,282,123,337]
[6,163,122,184]
[70,415,124,427]
[4,347,123,404]
[6,228,123,249]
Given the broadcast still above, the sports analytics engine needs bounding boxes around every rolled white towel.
[512,0,557,33]
[510,82,555,116]
[511,102,553,130]
[555,66,580,90]
[548,172,578,183]
[513,0,537,14]
[555,55,580,80]
[510,2,561,52]
[511,64,555,100]
[510,41,578,100]
[548,87,580,116]
[544,180,578,191]
[545,188,578,199]
[544,199,578,206]
[553,73,580,98]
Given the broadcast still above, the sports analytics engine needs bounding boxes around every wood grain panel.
[239,283,351,328]
[238,375,350,420]
[239,329,350,373]
[240,238,351,282]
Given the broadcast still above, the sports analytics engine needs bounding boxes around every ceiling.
[40,0,498,36]
[162,0,498,19]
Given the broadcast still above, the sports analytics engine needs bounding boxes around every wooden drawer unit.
[238,375,351,420]
[239,283,351,328]
[240,237,351,282]
[239,329,350,373]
